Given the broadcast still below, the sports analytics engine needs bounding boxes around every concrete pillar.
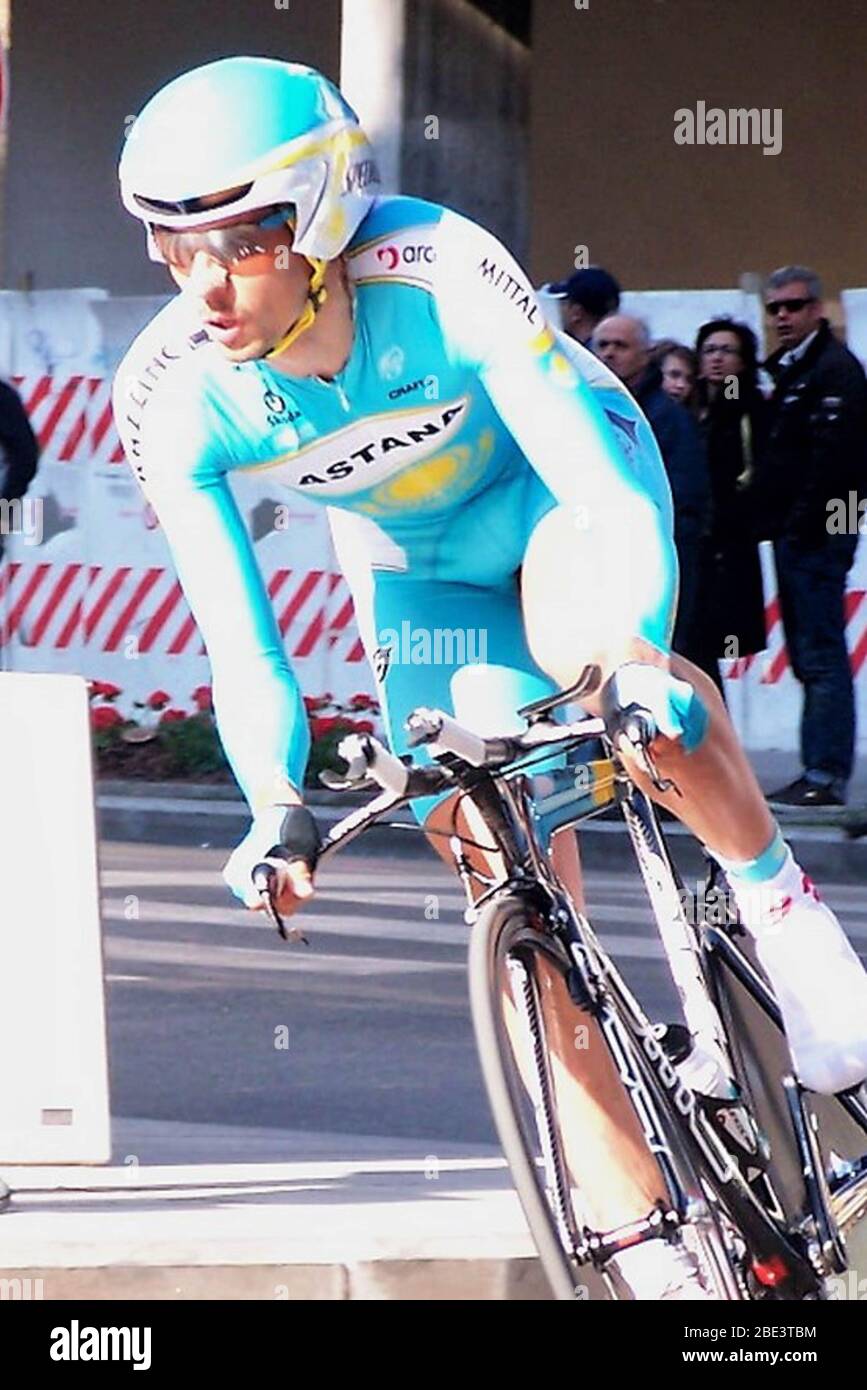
[340,0,406,194]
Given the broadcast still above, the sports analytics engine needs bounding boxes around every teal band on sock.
[711,826,787,884]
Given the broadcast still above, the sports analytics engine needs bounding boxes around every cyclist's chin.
[211,333,263,363]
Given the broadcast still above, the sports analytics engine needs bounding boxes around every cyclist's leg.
[519,413,867,1096]
[522,504,775,859]
[367,568,671,1231]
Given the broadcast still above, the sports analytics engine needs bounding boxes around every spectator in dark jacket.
[760,266,867,809]
[545,267,621,349]
[594,314,711,655]
[0,380,39,555]
[681,318,771,696]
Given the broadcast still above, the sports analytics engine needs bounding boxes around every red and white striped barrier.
[1,374,377,715]
[3,372,867,752]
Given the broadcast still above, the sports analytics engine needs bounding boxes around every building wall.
[529,0,867,297]
[401,0,529,260]
[3,0,340,292]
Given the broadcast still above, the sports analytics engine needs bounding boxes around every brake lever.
[618,714,677,796]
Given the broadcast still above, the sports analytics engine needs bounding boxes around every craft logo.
[388,378,428,401]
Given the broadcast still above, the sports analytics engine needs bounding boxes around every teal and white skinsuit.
[113,195,684,902]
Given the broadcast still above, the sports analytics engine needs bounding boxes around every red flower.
[348,693,376,711]
[91,705,123,730]
[192,685,213,712]
[303,694,331,713]
[159,708,187,724]
[147,689,171,710]
[351,719,375,734]
[89,680,122,701]
[310,715,354,739]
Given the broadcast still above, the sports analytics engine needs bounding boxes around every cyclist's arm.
[111,374,309,818]
[429,211,673,650]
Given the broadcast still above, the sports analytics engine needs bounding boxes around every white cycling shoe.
[751,892,867,1095]
[615,1239,714,1301]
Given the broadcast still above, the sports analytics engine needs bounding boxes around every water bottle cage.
[697,1091,771,1178]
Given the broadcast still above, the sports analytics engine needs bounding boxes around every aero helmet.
[119,56,380,353]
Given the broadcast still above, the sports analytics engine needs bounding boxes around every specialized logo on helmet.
[344,159,379,195]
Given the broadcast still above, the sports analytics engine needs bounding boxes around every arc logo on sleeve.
[351,226,439,288]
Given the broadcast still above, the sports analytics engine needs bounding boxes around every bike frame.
[310,711,867,1295]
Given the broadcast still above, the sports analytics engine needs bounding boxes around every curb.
[95,780,867,881]
[0,1257,550,1301]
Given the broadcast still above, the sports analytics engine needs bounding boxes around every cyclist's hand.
[223,803,320,910]
[251,855,315,918]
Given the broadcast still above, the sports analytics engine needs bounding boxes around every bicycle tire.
[469,892,594,1300]
[469,891,745,1301]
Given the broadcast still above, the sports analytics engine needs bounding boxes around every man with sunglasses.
[761,266,867,811]
[113,59,867,1298]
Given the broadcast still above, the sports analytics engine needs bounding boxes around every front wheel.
[468,892,745,1301]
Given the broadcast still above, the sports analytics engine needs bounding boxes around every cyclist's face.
[162,211,312,361]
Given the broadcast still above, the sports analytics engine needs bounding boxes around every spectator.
[760,266,867,810]
[0,380,39,556]
[593,314,710,655]
[652,340,700,414]
[681,318,770,695]
[545,267,621,348]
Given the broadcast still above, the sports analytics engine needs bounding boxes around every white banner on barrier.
[620,289,765,356]
[841,288,867,375]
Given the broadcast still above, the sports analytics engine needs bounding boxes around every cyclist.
[115,57,867,1295]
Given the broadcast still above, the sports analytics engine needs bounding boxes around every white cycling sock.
[723,842,815,937]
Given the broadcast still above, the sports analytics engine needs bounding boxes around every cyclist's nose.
[187,251,230,296]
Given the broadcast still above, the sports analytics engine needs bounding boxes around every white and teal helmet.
[119,56,380,263]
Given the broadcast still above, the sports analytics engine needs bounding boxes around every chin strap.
[264,255,329,359]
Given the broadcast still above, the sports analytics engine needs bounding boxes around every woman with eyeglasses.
[679,318,770,695]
